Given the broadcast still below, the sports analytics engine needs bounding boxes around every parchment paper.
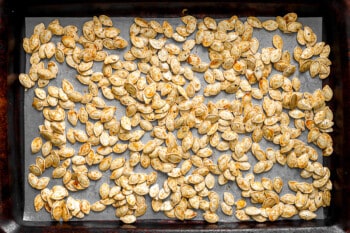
[23,16,324,222]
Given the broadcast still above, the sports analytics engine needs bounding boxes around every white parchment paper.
[23,16,324,222]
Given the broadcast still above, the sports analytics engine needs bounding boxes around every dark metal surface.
[1,0,349,232]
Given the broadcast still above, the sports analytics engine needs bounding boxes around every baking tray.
[1,0,349,232]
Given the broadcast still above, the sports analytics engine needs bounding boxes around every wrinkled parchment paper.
[23,16,324,222]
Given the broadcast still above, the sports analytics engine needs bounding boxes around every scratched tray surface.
[23,16,324,222]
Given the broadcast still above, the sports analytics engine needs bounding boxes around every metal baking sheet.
[23,16,324,222]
